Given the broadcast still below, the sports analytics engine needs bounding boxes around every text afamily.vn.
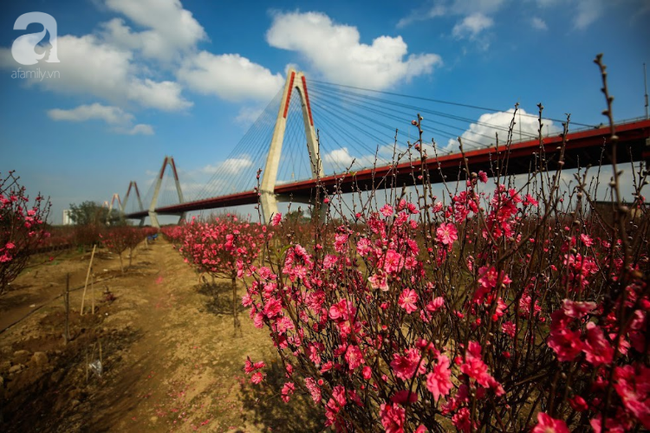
[11,67,60,81]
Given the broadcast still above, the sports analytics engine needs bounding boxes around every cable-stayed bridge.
[116,69,650,227]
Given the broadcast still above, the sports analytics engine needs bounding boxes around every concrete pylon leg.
[260,69,323,223]
[260,193,279,224]
[149,211,160,228]
[124,181,145,224]
[148,156,184,228]
[106,193,122,225]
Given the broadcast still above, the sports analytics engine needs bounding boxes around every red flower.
[304,377,321,403]
[380,204,394,217]
[425,297,445,313]
[398,289,419,314]
[548,328,583,362]
[379,403,405,433]
[583,322,614,366]
[569,395,588,412]
[562,299,597,318]
[532,412,570,433]
[384,249,404,274]
[391,348,423,381]
[345,345,365,370]
[281,382,295,403]
[426,354,452,402]
[613,364,650,429]
[250,371,265,384]
[436,222,458,246]
[460,342,504,395]
[271,212,282,226]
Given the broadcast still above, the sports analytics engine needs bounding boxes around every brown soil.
[0,239,324,432]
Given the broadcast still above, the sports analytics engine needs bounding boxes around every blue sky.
[0,0,648,223]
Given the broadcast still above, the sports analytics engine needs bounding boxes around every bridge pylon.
[149,156,185,228]
[123,181,146,226]
[106,193,122,224]
[259,68,324,223]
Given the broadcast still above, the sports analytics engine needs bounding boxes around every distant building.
[62,209,73,225]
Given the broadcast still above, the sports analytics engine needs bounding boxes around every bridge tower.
[259,68,324,223]
[123,181,145,226]
[149,156,185,228]
[106,193,122,224]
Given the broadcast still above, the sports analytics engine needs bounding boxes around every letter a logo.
[12,12,60,66]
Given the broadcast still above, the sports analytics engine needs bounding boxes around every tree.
[175,216,262,335]
[100,227,130,273]
[1,171,51,295]
[68,201,125,247]
[123,227,147,267]
[68,201,109,226]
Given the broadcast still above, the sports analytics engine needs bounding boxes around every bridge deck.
[126,118,650,219]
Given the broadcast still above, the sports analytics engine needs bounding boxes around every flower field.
[156,65,649,433]
[163,145,649,432]
[2,59,649,432]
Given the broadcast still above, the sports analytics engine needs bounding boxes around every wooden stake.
[80,244,97,315]
[91,272,95,315]
[63,273,70,344]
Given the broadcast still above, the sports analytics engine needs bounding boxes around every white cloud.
[321,142,438,174]
[323,147,377,171]
[446,108,561,151]
[398,0,505,33]
[124,124,154,135]
[531,17,548,30]
[47,103,154,135]
[178,51,284,101]
[99,18,178,62]
[399,0,506,28]
[378,143,403,159]
[48,103,133,124]
[128,78,191,111]
[449,0,506,15]
[201,157,254,175]
[235,106,265,124]
[324,148,356,167]
[266,11,441,90]
[0,34,192,111]
[452,13,494,39]
[574,0,605,29]
[103,0,207,61]
[534,0,609,29]
[397,4,446,28]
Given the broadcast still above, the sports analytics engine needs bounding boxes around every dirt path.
[1,239,323,433]
[81,239,276,432]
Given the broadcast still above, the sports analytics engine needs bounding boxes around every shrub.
[0,171,51,294]
[169,215,266,333]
